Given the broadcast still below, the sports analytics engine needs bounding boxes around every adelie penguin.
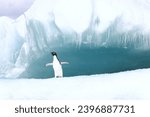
[46,52,69,78]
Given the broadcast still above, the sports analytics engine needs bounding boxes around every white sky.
[0,0,34,18]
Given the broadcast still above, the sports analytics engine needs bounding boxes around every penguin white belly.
[53,58,63,78]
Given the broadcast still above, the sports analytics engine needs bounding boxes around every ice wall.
[1,0,150,78]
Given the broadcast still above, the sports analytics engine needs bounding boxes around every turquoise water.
[20,46,150,78]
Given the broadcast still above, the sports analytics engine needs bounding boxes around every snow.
[24,0,150,33]
[0,68,150,100]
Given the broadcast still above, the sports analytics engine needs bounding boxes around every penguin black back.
[51,51,61,64]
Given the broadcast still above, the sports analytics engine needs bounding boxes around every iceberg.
[0,0,150,78]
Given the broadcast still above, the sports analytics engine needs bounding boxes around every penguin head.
[51,51,57,56]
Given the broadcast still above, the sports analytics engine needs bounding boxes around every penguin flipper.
[61,62,69,64]
[46,63,53,67]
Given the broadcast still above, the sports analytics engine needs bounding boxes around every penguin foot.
[56,76,63,78]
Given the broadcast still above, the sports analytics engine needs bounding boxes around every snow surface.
[0,68,150,100]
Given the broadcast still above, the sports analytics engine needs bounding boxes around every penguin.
[46,51,69,78]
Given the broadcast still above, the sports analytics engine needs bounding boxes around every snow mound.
[0,68,150,100]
